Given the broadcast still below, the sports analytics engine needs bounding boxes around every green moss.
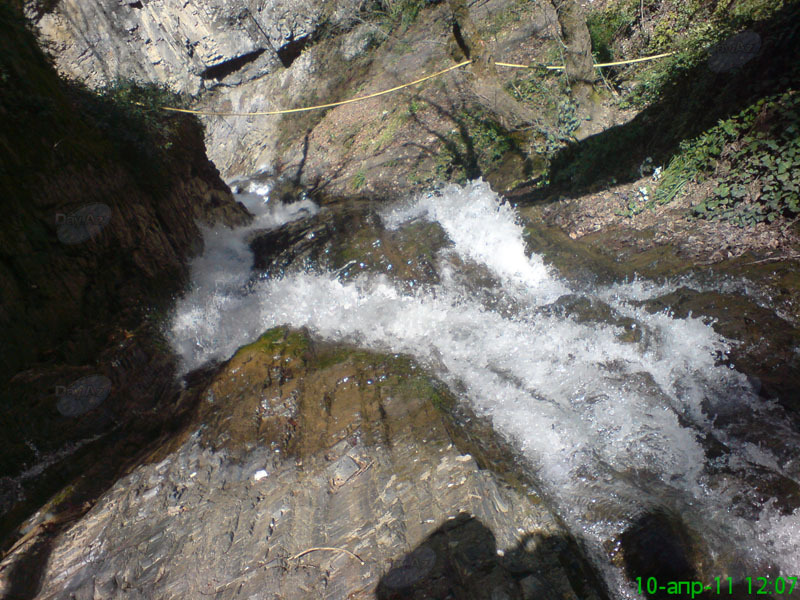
[45,482,78,511]
[312,346,383,370]
[311,342,454,410]
[238,327,311,359]
[404,376,454,412]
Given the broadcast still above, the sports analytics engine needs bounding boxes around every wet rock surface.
[641,287,800,422]
[0,116,252,542]
[1,328,607,600]
[249,197,449,286]
[520,204,800,428]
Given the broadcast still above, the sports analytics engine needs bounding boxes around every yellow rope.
[152,51,676,118]
[157,60,471,117]
[495,50,676,70]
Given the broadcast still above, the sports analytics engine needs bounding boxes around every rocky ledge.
[1,328,607,600]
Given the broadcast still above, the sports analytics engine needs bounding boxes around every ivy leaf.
[731,185,748,199]
[721,120,737,136]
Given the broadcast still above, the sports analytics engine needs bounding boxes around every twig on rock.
[290,547,366,565]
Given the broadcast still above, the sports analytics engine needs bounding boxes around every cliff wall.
[0,2,250,539]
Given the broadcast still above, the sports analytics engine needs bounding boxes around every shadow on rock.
[619,509,776,600]
[620,510,699,599]
[376,512,609,600]
[0,534,57,600]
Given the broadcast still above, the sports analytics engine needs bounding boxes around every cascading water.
[169,179,800,598]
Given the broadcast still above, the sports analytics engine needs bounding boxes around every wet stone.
[248,199,449,287]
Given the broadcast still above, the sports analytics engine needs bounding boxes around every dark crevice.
[452,21,470,59]
[276,34,311,68]
[200,48,265,81]
[129,1,143,8]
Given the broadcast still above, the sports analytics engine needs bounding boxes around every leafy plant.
[656,91,800,225]
[617,0,788,110]
[507,73,579,160]
[616,186,655,217]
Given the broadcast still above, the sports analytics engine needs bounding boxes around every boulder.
[1,328,607,599]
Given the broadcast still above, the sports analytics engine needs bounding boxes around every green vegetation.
[299,334,456,412]
[507,74,580,160]
[362,0,427,35]
[610,91,800,225]
[351,168,366,190]
[373,107,410,151]
[586,0,639,63]
[484,0,527,38]
[542,0,799,227]
[72,81,191,190]
[404,376,454,411]
[311,346,381,370]
[659,92,800,225]
[239,328,311,360]
[434,108,520,183]
[610,0,788,109]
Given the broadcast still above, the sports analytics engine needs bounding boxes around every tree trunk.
[447,0,536,130]
[554,0,595,87]
[555,0,606,138]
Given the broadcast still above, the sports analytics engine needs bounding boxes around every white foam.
[384,182,566,302]
[757,507,800,573]
[168,188,318,370]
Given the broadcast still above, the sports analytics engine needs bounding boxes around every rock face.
[28,0,377,182]
[1,328,606,600]
[1,3,251,387]
[0,1,250,550]
[29,0,361,95]
[28,0,560,194]
[247,198,448,285]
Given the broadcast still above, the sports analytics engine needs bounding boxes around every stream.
[168,178,800,599]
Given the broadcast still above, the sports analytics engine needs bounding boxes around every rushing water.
[169,179,800,598]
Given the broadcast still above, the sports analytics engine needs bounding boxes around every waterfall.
[169,179,800,598]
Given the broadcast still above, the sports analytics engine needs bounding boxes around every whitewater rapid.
[168,179,800,598]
